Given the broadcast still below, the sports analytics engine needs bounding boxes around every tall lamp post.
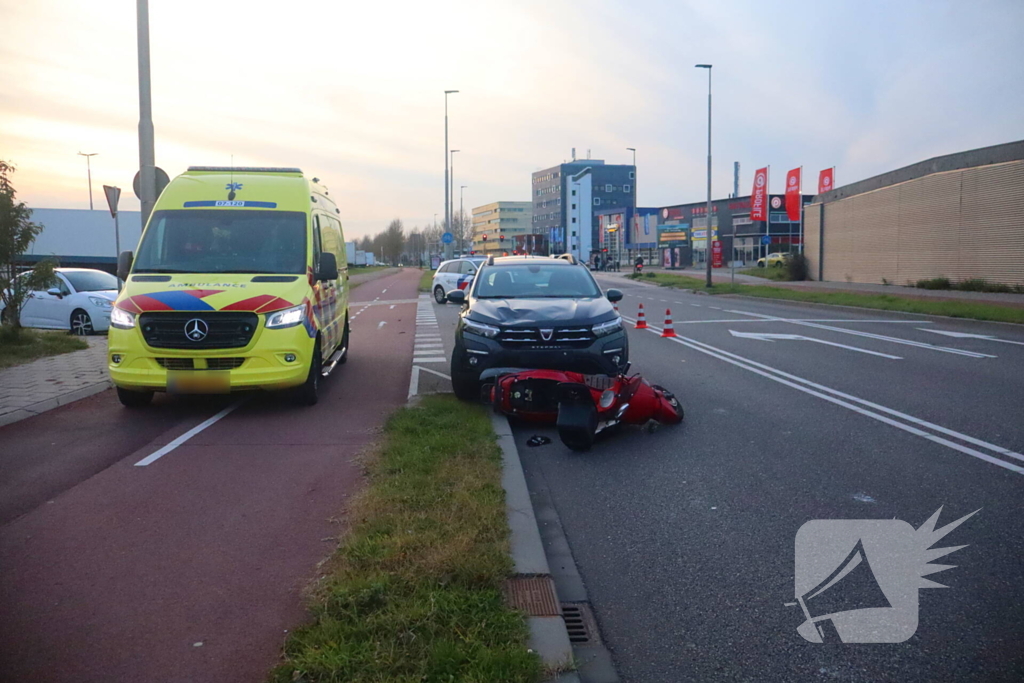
[695,64,713,288]
[450,149,460,252]
[443,90,458,257]
[626,147,636,262]
[137,0,157,228]
[460,185,468,252]
[77,152,98,210]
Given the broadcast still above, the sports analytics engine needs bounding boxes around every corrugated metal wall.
[817,160,1024,286]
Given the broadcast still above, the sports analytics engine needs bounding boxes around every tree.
[0,160,56,335]
[358,235,373,253]
[381,218,405,265]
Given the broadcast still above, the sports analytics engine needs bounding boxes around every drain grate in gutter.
[504,576,561,617]
[561,602,600,645]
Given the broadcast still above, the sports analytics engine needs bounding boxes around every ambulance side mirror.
[117,251,134,281]
[316,253,339,281]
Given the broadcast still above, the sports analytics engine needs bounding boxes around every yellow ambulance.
[109,166,349,407]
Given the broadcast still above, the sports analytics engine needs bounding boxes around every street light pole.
[137,0,157,229]
[450,149,460,253]
[626,146,636,263]
[460,185,467,253]
[696,64,713,288]
[443,90,458,258]
[77,152,98,210]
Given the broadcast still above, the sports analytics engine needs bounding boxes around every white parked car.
[432,257,485,304]
[0,268,118,334]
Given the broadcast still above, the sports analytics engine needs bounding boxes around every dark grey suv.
[447,256,627,400]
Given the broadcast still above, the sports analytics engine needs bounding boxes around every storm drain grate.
[504,576,561,617]
[561,602,600,645]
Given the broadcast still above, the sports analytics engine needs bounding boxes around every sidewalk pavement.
[0,337,111,428]
[606,266,1024,309]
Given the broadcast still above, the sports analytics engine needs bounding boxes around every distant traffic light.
[483,234,488,241]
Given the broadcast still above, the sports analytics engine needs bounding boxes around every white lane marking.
[378,321,387,329]
[390,305,395,309]
[691,304,702,307]
[408,365,453,399]
[412,357,447,363]
[623,315,1024,474]
[724,310,995,358]
[135,401,245,467]
[709,306,722,310]
[920,329,1024,346]
[382,288,387,294]
[729,330,902,359]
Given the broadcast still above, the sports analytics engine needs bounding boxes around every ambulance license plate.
[167,370,230,394]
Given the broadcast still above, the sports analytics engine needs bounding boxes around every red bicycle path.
[0,269,421,682]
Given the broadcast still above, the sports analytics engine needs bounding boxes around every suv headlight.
[592,317,622,337]
[89,296,113,308]
[463,318,501,339]
[110,307,136,329]
[265,304,306,329]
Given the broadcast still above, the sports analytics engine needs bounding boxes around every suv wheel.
[451,371,480,401]
[433,285,447,304]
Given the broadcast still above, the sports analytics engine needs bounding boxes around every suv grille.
[497,327,596,349]
[139,312,258,350]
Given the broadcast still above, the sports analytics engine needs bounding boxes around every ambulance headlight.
[265,305,305,329]
[110,307,136,329]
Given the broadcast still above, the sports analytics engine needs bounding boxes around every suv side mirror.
[606,288,623,303]
[446,289,466,305]
[316,252,339,281]
[117,251,134,281]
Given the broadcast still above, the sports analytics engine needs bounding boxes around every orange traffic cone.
[635,303,648,329]
[661,308,677,338]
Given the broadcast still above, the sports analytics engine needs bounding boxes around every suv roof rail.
[556,253,578,265]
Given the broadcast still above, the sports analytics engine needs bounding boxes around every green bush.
[785,253,809,281]
[916,277,952,290]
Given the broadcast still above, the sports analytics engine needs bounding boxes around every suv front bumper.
[452,329,628,378]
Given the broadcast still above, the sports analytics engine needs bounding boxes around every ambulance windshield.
[133,210,307,274]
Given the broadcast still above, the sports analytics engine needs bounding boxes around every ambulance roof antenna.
[228,154,236,200]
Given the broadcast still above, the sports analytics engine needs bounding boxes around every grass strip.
[271,394,542,683]
[738,266,790,281]
[0,327,89,370]
[629,273,1024,324]
[419,269,434,293]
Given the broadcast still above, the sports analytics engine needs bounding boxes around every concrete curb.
[0,380,112,428]
[491,412,575,674]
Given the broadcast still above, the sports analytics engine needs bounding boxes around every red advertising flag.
[750,167,769,221]
[785,167,802,222]
[818,167,834,194]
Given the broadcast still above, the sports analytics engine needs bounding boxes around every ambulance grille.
[139,312,258,350]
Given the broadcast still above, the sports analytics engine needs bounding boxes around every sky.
[2,0,1022,240]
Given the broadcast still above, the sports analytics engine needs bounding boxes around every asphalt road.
[430,275,1024,682]
[0,269,422,683]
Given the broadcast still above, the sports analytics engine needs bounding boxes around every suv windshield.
[133,209,307,274]
[474,264,601,299]
[64,271,118,292]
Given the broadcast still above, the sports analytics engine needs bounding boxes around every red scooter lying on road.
[481,366,684,451]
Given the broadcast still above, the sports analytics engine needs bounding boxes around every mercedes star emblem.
[185,318,209,342]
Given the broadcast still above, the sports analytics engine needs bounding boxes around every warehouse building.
[21,208,142,274]
[805,140,1024,286]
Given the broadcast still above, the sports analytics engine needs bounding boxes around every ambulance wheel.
[117,386,153,408]
[295,338,322,406]
[338,315,350,365]
[434,286,447,304]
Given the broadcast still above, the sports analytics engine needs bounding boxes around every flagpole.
[799,165,804,255]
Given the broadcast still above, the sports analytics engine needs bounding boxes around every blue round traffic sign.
[761,235,771,245]
[442,232,454,244]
